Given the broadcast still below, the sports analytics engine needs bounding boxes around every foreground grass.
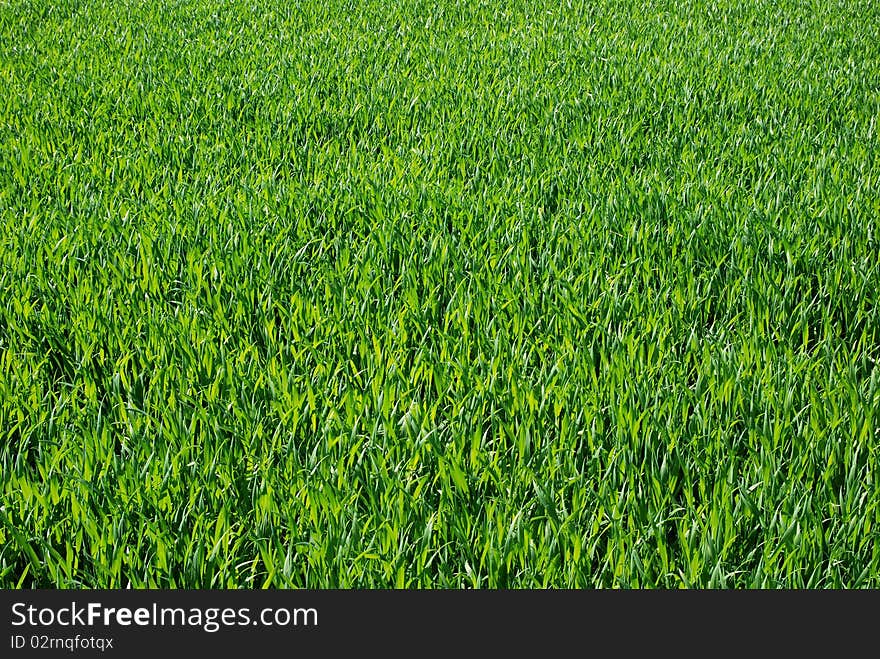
[1,0,879,587]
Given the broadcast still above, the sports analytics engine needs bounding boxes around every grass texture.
[1,0,879,587]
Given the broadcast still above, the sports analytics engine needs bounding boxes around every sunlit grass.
[1,0,878,587]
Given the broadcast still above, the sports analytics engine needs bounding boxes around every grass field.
[1,0,879,588]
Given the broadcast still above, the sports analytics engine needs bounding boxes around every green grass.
[1,0,879,588]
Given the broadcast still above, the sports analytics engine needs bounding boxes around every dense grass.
[1,0,879,587]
